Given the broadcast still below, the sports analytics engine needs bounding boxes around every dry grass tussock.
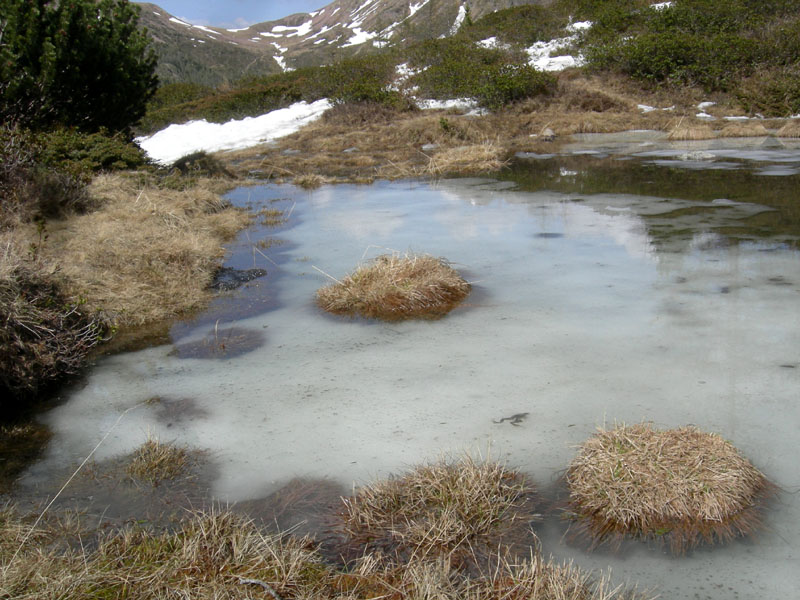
[0,504,651,600]
[0,507,332,599]
[316,253,471,320]
[667,122,716,141]
[126,434,190,485]
[717,121,769,137]
[35,174,250,326]
[565,423,774,553]
[776,119,800,137]
[0,235,104,402]
[424,142,508,176]
[339,455,537,564]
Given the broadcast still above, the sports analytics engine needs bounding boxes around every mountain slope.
[136,0,548,85]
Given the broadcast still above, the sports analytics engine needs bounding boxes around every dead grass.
[339,454,538,564]
[425,142,508,176]
[0,507,332,599]
[667,122,716,141]
[565,423,774,553]
[776,119,800,137]
[33,173,250,327]
[717,121,770,137]
[316,252,471,320]
[0,235,105,402]
[126,435,189,485]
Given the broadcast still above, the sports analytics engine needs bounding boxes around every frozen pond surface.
[20,141,800,599]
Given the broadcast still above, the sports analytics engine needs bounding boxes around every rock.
[541,127,556,141]
[211,267,267,291]
[421,143,438,152]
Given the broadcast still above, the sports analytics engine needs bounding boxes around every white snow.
[274,55,288,71]
[271,21,313,37]
[272,42,288,53]
[566,20,592,33]
[259,32,282,38]
[650,1,673,10]
[136,100,332,165]
[169,17,191,27]
[343,27,378,47]
[416,98,478,111]
[305,25,334,40]
[408,0,430,17]
[525,21,592,72]
[638,104,656,113]
[724,116,750,121]
[477,37,499,49]
[227,27,250,32]
[192,24,218,35]
[697,101,716,110]
[152,11,161,16]
[449,5,467,35]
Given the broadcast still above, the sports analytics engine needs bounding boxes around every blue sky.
[143,1,328,28]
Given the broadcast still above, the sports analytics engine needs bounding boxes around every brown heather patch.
[565,423,774,553]
[316,253,471,321]
[34,173,250,327]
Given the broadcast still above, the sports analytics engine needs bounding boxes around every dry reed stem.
[340,455,537,562]
[565,423,773,553]
[316,253,471,321]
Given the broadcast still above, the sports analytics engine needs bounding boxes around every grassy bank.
[0,453,650,600]
[0,126,250,410]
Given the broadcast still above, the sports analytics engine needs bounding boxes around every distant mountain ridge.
[136,0,546,86]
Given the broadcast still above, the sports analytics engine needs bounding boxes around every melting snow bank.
[136,99,331,165]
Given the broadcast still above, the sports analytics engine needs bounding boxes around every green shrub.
[458,5,567,46]
[0,0,157,133]
[476,64,556,109]
[36,129,148,177]
[0,125,91,225]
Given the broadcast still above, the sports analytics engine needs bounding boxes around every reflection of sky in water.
[23,178,799,600]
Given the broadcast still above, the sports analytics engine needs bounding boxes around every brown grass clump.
[776,119,800,138]
[426,142,508,176]
[126,435,190,485]
[0,507,333,599]
[667,123,716,140]
[339,455,537,564]
[717,121,770,137]
[36,174,249,326]
[565,423,774,553]
[316,253,471,321]
[0,238,104,404]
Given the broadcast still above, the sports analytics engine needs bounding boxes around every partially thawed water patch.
[14,142,800,599]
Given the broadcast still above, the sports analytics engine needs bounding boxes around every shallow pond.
[16,134,800,598]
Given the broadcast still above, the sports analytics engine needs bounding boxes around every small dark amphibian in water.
[493,412,529,426]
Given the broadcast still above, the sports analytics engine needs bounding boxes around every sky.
[142,0,328,29]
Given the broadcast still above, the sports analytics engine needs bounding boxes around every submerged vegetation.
[316,253,472,321]
[565,423,774,553]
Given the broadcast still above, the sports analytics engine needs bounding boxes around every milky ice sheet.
[24,177,799,599]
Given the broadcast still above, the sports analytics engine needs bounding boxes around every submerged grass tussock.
[565,423,774,553]
[126,435,190,485]
[339,455,537,564]
[316,253,471,321]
